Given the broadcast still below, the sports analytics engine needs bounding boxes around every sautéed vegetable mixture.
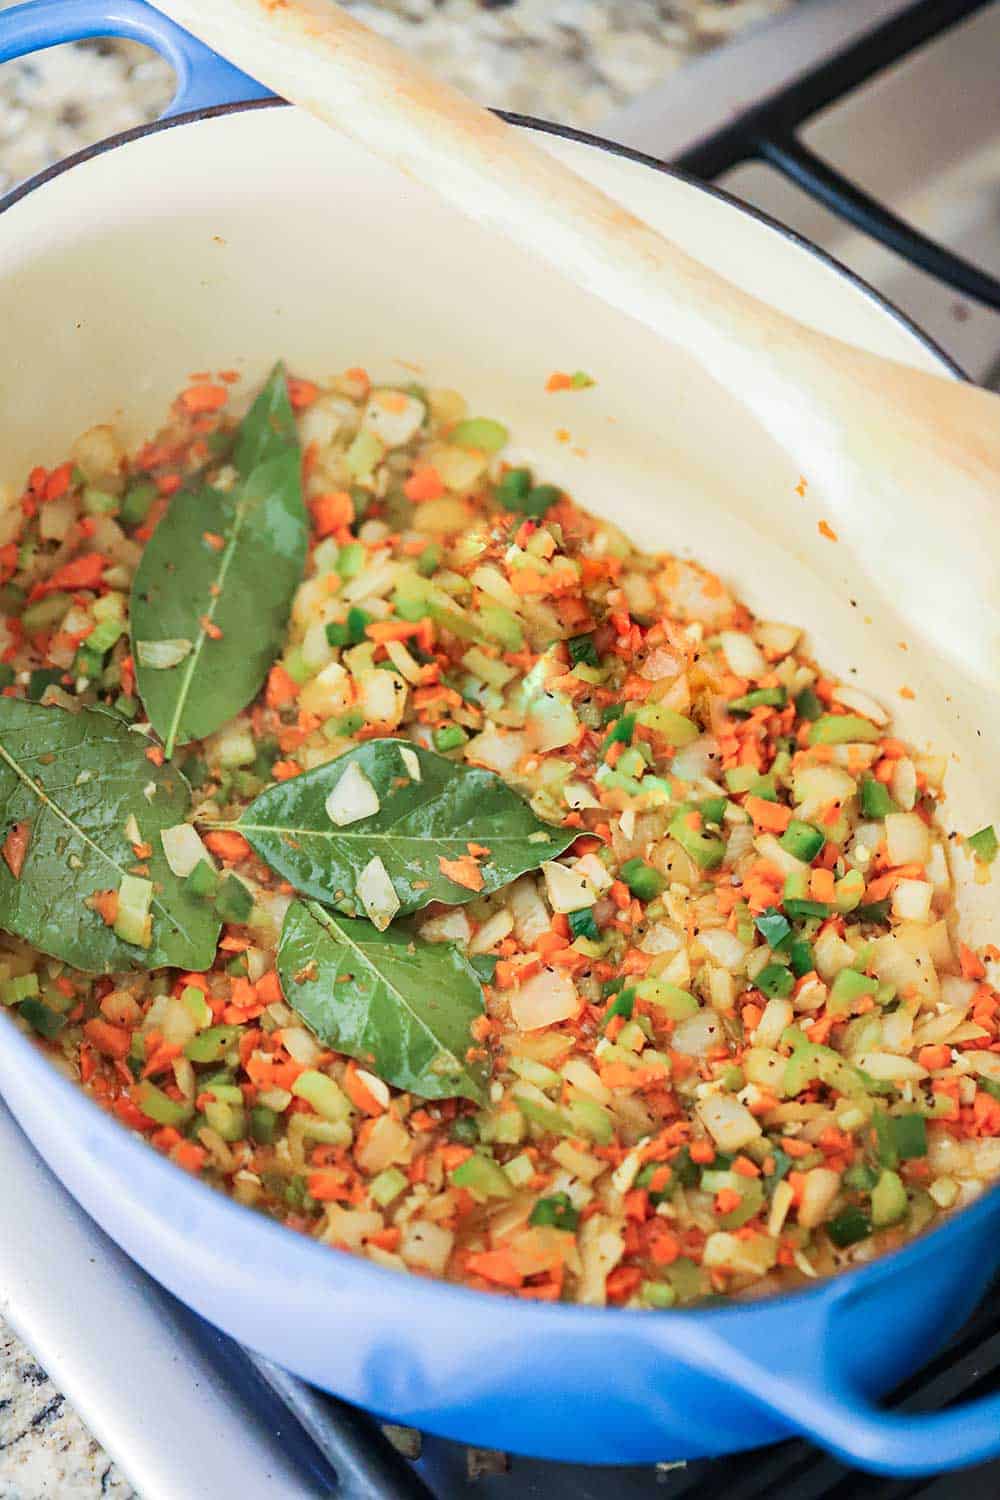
[1,361,998,1308]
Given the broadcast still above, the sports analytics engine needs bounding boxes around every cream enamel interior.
[0,105,993,950]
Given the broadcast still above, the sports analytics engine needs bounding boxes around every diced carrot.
[365,619,422,644]
[40,553,105,595]
[810,867,836,903]
[464,1250,523,1288]
[960,943,986,981]
[42,463,73,503]
[179,383,228,414]
[917,1044,951,1071]
[311,490,354,537]
[90,889,119,926]
[203,830,251,863]
[745,796,792,833]
[287,377,319,410]
[714,1188,742,1215]
[732,1155,761,1178]
[265,663,300,708]
[83,1018,131,1059]
[545,371,573,392]
[1,820,31,879]
[689,1140,716,1165]
[438,854,484,892]
[403,466,444,502]
[271,759,301,781]
[343,1060,386,1117]
[174,1141,207,1173]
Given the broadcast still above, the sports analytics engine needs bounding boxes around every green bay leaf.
[236,738,574,917]
[0,701,220,972]
[130,363,307,756]
[278,899,488,1103]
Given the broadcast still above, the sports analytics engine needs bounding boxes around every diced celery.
[336,542,366,579]
[828,968,878,1013]
[0,973,40,1006]
[370,1167,408,1206]
[809,714,881,745]
[292,1069,351,1122]
[636,703,700,745]
[136,1080,193,1127]
[642,1280,677,1308]
[472,602,523,651]
[204,1098,247,1142]
[636,977,699,1019]
[22,593,72,633]
[180,984,212,1029]
[668,806,725,870]
[345,428,384,481]
[19,998,65,1038]
[451,417,508,453]
[871,1168,908,1227]
[114,874,153,948]
[451,1152,514,1199]
[249,1105,278,1144]
[184,1025,240,1063]
[565,1096,614,1144]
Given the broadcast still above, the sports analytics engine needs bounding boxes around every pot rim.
[0,93,990,1335]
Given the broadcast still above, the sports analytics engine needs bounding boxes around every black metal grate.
[237,5,1000,1493]
[670,0,1000,311]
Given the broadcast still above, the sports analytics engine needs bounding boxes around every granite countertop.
[0,3,793,1495]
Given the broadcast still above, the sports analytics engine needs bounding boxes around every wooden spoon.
[156,0,1000,686]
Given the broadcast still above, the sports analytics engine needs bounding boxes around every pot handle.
[0,0,272,117]
[653,1315,1000,1478]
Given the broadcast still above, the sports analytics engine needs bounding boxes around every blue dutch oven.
[0,0,998,1477]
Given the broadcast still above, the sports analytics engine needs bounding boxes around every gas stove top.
[3,3,1000,1496]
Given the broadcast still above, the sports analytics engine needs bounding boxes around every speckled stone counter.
[0,2,793,1494]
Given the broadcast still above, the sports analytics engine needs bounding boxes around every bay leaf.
[278,898,489,1103]
[130,362,307,756]
[236,738,573,917]
[0,700,220,973]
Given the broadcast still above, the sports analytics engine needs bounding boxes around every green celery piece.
[809,714,881,745]
[968,825,999,864]
[668,805,725,870]
[860,776,896,819]
[826,1206,872,1247]
[870,1169,907,1227]
[828,968,878,1013]
[451,1152,514,1199]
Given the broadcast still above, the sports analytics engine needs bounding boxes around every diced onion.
[324,761,380,826]
[673,1011,723,1057]
[697,1093,762,1151]
[136,638,192,670]
[832,684,889,726]
[160,823,214,878]
[698,927,748,972]
[399,745,421,780]
[469,909,514,954]
[541,860,596,913]
[420,908,472,945]
[719,630,766,680]
[891,878,932,924]
[357,855,400,931]
[885,812,930,867]
[509,967,579,1031]
[797,1167,842,1229]
[857,1051,929,1081]
[753,997,793,1050]
[466,727,528,776]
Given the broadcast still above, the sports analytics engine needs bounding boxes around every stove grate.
[670,0,1000,310]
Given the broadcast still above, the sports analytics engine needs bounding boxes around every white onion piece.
[892,878,933,923]
[719,630,766,680]
[832,684,889,726]
[698,926,748,972]
[640,923,683,956]
[542,860,596,913]
[509,967,580,1031]
[885,812,930,867]
[671,735,719,783]
[325,761,380,826]
[420,908,472,945]
[399,745,421,781]
[697,1093,762,1151]
[357,855,400,931]
[466,727,529,776]
[160,823,214,878]
[672,1011,723,1057]
[469,909,514,955]
[754,997,793,1050]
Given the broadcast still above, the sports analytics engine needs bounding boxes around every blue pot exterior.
[2,1014,999,1472]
